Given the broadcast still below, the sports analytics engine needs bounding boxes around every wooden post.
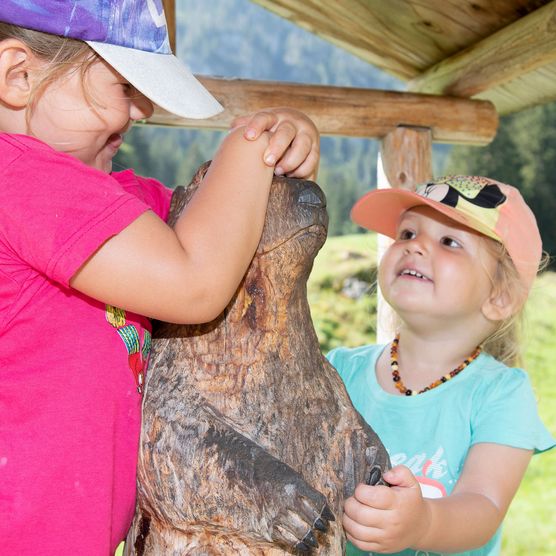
[162,0,176,53]
[376,126,433,343]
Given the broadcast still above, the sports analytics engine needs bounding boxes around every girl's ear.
[481,286,520,323]
[0,39,39,108]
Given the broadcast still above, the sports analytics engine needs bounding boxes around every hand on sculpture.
[343,465,430,554]
[231,107,320,180]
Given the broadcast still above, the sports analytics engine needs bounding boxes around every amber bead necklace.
[390,334,482,396]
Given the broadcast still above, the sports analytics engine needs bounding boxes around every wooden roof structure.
[251,0,556,117]
[154,0,556,339]
[156,1,556,146]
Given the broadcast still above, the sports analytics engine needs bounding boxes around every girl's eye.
[441,236,462,248]
[120,83,135,95]
[398,228,416,241]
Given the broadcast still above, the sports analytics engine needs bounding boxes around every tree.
[512,104,556,263]
[446,113,523,184]
[445,104,556,264]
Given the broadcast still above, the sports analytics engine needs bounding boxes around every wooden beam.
[148,77,498,145]
[477,59,556,115]
[162,0,176,53]
[408,0,556,98]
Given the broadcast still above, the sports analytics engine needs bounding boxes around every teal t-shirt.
[327,344,555,556]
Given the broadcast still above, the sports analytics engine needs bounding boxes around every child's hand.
[230,108,320,180]
[343,465,431,554]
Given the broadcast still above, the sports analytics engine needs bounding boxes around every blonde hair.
[481,238,547,367]
[0,22,98,120]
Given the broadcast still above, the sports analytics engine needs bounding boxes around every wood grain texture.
[409,0,556,99]
[248,0,554,114]
[251,0,549,78]
[161,0,176,52]
[158,0,554,121]
[125,165,391,555]
[476,60,556,114]
[380,127,433,190]
[149,77,498,145]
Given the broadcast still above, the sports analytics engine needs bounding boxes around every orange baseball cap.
[351,176,542,291]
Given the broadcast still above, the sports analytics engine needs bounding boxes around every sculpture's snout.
[297,182,326,208]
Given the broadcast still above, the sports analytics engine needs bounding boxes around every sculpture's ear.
[167,186,188,227]
[166,162,212,227]
[191,160,212,183]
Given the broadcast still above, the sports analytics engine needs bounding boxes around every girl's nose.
[130,93,154,120]
[403,237,426,256]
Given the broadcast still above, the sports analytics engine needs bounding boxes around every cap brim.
[351,188,499,240]
[86,41,224,119]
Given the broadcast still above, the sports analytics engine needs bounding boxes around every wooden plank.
[162,0,176,52]
[251,0,549,79]
[376,127,433,343]
[408,0,556,98]
[478,61,556,114]
[148,77,498,145]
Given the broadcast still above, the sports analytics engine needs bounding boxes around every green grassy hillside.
[309,233,556,555]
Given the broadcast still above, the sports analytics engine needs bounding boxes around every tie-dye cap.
[0,0,223,119]
[351,176,542,291]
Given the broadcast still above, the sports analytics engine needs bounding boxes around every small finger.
[343,497,392,538]
[343,496,382,531]
[283,147,320,180]
[242,111,278,140]
[342,511,384,544]
[274,132,313,175]
[264,121,297,165]
[383,464,419,489]
[353,483,394,510]
[345,531,384,554]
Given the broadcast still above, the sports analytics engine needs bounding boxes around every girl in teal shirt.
[328,176,555,556]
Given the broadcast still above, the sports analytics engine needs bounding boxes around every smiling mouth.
[399,269,432,281]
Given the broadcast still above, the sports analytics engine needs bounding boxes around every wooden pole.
[376,126,433,343]
[380,126,433,189]
[162,0,176,53]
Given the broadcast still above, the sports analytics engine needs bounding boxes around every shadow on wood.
[126,163,391,555]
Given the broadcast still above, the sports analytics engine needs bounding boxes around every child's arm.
[233,107,320,180]
[343,443,532,554]
[70,127,274,324]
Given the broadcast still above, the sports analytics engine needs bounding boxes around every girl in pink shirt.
[0,1,320,553]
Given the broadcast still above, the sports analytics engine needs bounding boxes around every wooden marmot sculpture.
[126,163,390,555]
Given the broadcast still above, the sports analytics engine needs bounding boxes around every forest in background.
[115,0,555,263]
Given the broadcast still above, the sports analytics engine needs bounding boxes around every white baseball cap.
[1,0,224,119]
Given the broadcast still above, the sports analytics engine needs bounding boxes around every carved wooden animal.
[126,164,391,555]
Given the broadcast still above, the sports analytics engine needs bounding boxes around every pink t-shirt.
[0,133,172,554]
